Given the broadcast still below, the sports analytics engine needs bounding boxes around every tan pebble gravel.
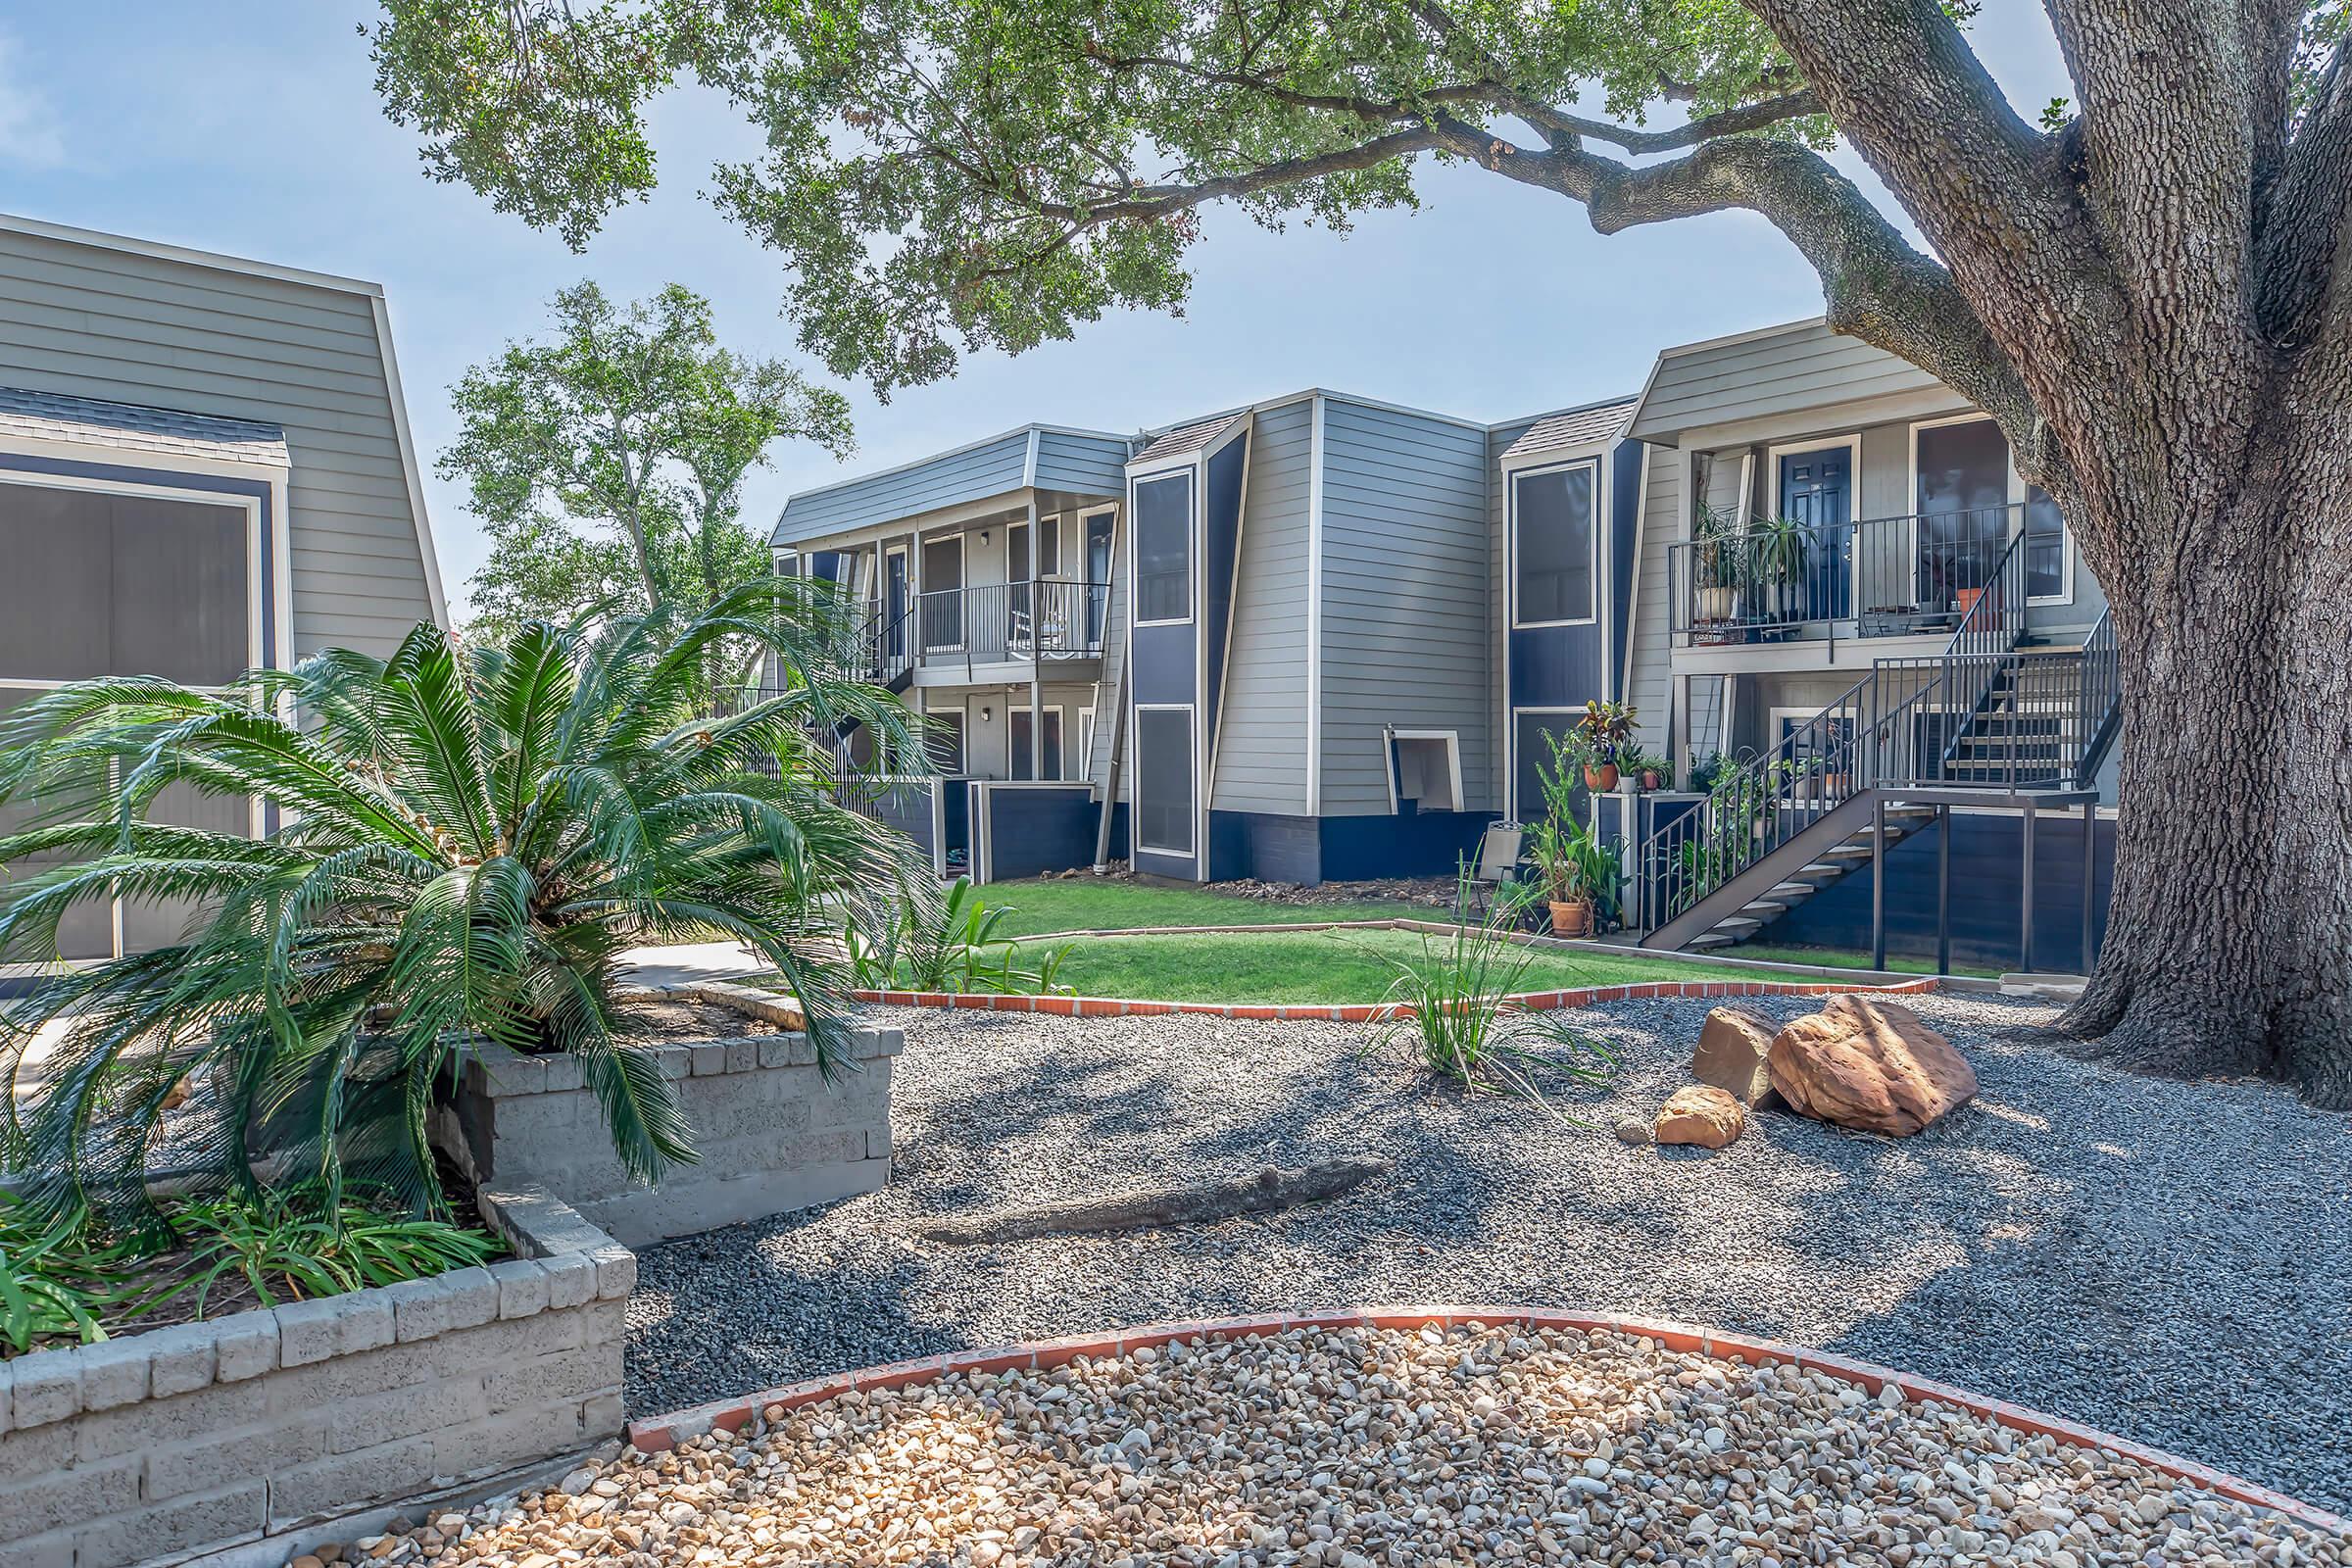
[318,1324,2350,1567]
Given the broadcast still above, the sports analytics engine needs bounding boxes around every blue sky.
[0,5,2066,616]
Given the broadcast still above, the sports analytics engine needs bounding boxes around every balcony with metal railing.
[1667,503,2067,651]
[865,577,1112,683]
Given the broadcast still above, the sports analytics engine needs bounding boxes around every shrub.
[847,874,1071,995]
[1369,876,1616,1104]
[0,1194,139,1352]
[155,1190,503,1315]
[0,579,926,1231]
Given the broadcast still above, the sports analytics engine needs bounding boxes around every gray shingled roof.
[0,385,290,467]
[1500,396,1637,461]
[1131,412,1243,466]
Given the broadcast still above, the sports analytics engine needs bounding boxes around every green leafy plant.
[1572,700,1638,766]
[1619,744,1669,789]
[875,875,1072,996]
[1368,874,1616,1105]
[1691,505,1748,594]
[0,579,926,1232]
[0,1197,140,1353]
[1689,752,1730,794]
[1749,514,1811,588]
[153,1192,503,1316]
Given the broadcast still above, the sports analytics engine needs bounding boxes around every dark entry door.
[884,548,910,662]
[1779,444,1854,619]
[1084,513,1114,647]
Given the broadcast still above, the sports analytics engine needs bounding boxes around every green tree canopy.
[444,279,853,637]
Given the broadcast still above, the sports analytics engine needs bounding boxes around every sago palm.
[0,579,926,1233]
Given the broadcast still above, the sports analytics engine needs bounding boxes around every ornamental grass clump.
[1368,874,1616,1107]
[0,578,926,1235]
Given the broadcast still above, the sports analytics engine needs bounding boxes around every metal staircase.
[1633,535,2123,954]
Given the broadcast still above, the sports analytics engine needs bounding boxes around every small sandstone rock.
[1768,995,1977,1136]
[1653,1085,1745,1149]
[1613,1117,1653,1146]
[1690,1006,1778,1104]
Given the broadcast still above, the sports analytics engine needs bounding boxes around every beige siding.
[0,225,436,660]
[1625,453,1678,760]
[1627,320,1942,441]
[1210,398,1311,815]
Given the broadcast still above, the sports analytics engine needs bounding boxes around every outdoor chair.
[1465,823,1528,920]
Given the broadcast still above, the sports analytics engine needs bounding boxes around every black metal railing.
[913,578,1109,676]
[1668,504,2038,648]
[2074,607,2119,785]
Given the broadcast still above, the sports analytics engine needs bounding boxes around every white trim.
[369,294,449,627]
[1508,458,1601,630]
[0,210,389,297]
[1133,702,1199,857]
[1384,728,1465,814]
[1021,426,1042,489]
[1128,467,1196,629]
[1078,706,1097,781]
[1305,393,1326,815]
[1506,706,1588,823]
[2022,489,2076,607]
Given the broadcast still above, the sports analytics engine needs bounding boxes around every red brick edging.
[623,1306,2347,1537]
[850,974,1938,1021]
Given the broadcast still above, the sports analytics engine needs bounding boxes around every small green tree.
[444,280,854,639]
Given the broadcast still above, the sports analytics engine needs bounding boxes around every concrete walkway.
[619,941,771,988]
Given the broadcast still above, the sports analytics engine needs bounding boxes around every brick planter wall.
[0,1186,631,1568]
[440,1007,902,1248]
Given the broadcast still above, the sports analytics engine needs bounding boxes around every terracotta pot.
[1639,769,1662,792]
[1955,586,1985,615]
[1548,899,1594,938]
[1584,763,1619,792]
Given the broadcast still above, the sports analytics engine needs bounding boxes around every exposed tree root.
[920,1156,1396,1245]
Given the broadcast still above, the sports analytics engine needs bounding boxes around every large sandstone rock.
[1690,1007,1778,1103]
[1766,995,1977,1136]
[1653,1085,1746,1149]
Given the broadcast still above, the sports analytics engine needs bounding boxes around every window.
[1512,709,1585,823]
[0,477,262,959]
[1512,464,1595,626]
[1914,418,2011,602]
[1389,732,1462,813]
[1133,472,1193,624]
[1010,707,1064,781]
[1078,707,1097,780]
[1135,707,1195,854]
[923,710,965,774]
[2024,486,2070,602]
[920,535,964,649]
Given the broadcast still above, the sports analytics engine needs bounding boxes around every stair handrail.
[2074,605,2121,786]
[1932,529,2030,781]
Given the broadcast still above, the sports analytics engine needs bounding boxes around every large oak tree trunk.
[2061,387,2352,1109]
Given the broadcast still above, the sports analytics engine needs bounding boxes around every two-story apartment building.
[774,318,2122,971]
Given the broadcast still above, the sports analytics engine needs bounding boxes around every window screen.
[1009,709,1064,781]
[0,482,249,685]
[2024,487,2068,599]
[1136,708,1195,854]
[1134,473,1192,623]
[1514,466,1594,624]
[1915,420,2011,597]
[1514,710,1586,823]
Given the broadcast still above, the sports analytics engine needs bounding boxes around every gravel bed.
[365,1323,2350,1566]
[627,993,2352,1515]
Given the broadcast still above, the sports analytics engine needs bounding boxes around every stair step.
[1688,933,1736,950]
[1740,901,1788,916]
[1795,863,1848,879]
[1765,882,1821,900]
[1713,916,1765,933]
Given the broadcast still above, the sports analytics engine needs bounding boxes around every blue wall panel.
[1769,808,2115,972]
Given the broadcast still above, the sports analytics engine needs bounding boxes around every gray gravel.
[626,992,2352,1514]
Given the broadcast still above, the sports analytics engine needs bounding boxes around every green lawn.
[969,876,1446,939]
[1731,942,2003,980]
[1010,925,1742,1004]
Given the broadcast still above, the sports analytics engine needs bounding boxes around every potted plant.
[1751,514,1809,626]
[1529,814,1621,937]
[1955,585,1985,616]
[1572,699,1637,791]
[1620,744,1667,793]
[1691,505,1744,624]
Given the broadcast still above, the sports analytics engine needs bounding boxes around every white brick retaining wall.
[0,1187,631,1568]
[441,1004,901,1248]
